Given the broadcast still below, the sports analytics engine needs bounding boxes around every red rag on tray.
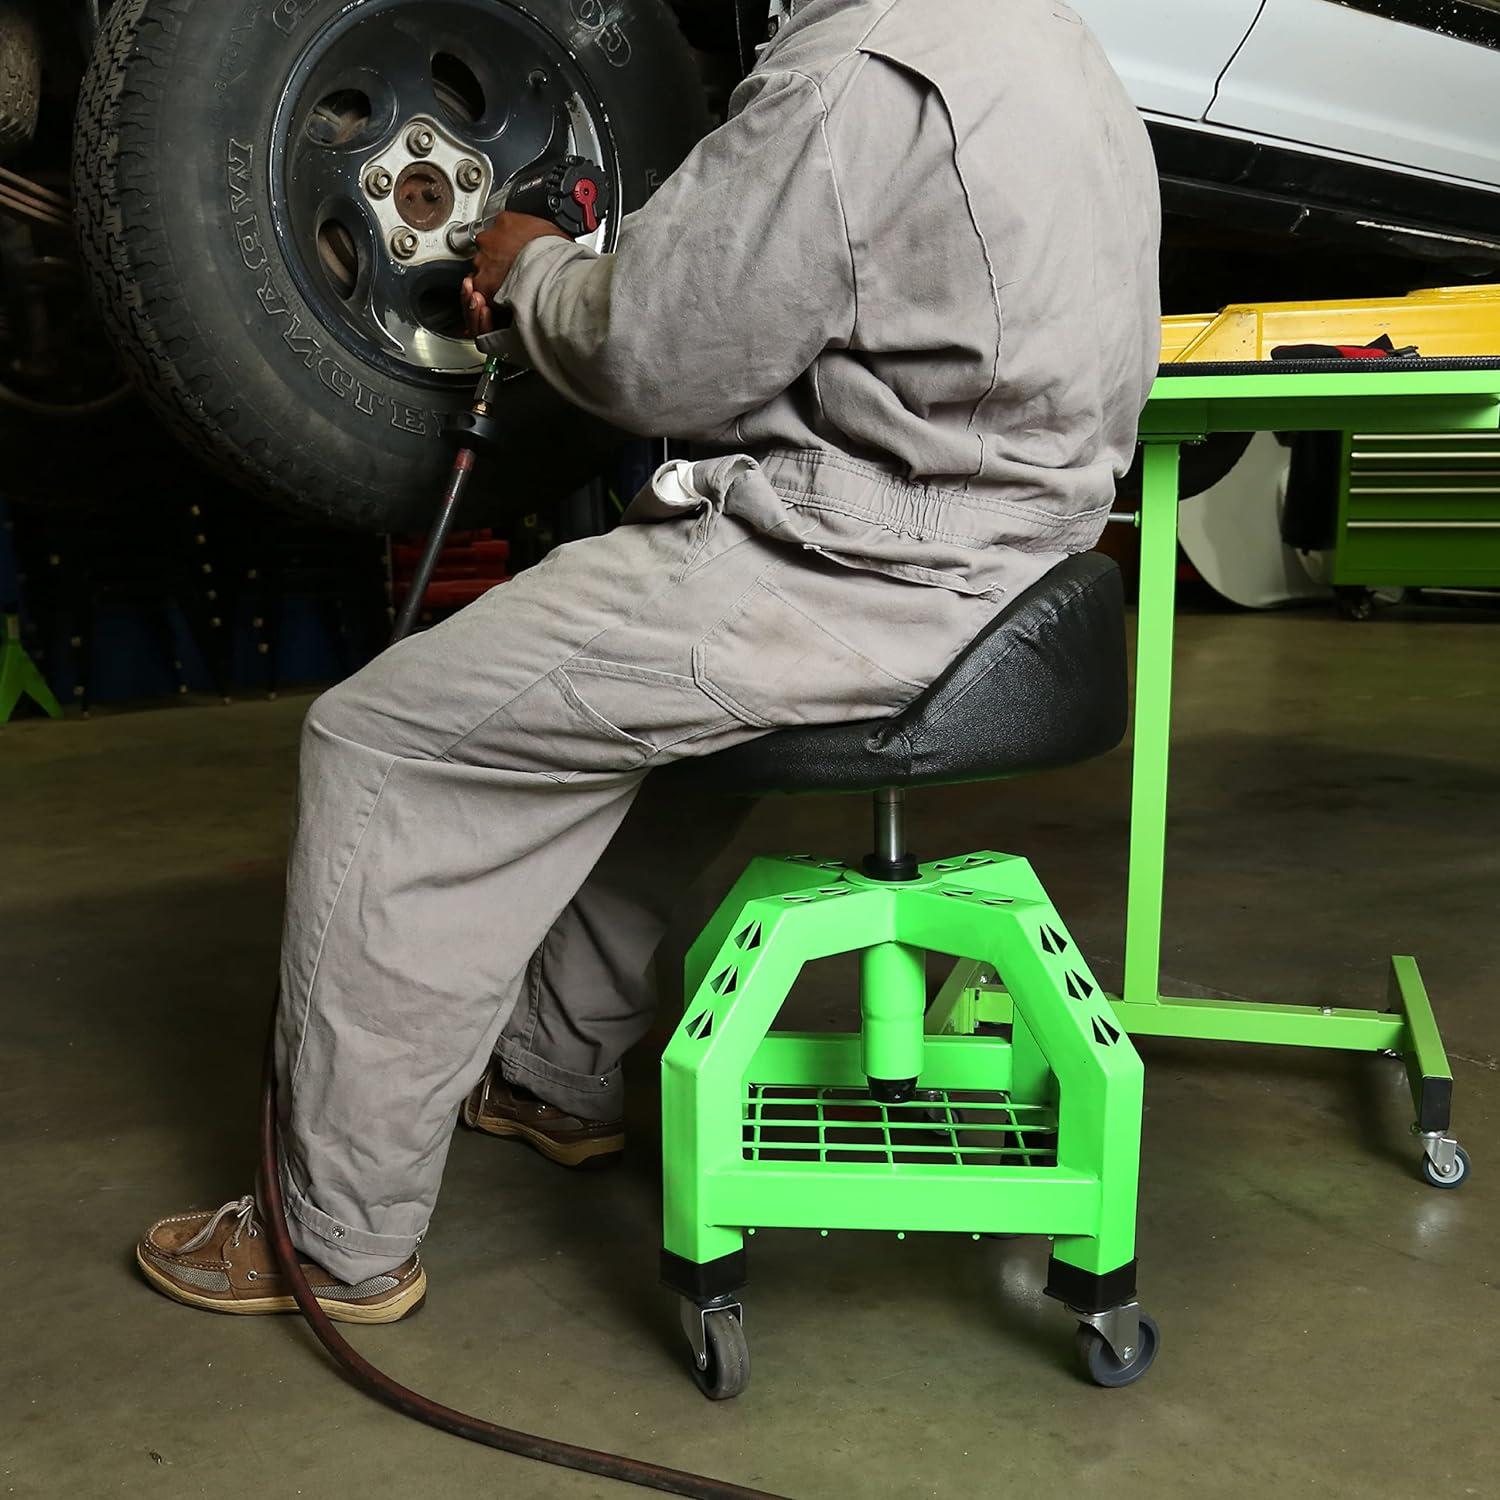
[1270,333,1420,361]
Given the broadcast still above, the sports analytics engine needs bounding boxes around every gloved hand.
[462,212,570,337]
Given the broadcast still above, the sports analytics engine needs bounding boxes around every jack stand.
[0,614,62,722]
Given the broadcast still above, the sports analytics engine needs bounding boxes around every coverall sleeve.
[493,69,857,439]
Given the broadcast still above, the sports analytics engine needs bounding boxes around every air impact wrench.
[392,153,614,642]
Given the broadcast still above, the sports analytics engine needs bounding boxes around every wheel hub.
[395,164,455,232]
[367,116,488,263]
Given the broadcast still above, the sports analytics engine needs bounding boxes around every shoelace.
[175,1195,260,1254]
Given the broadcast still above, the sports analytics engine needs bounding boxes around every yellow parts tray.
[1162,283,1500,364]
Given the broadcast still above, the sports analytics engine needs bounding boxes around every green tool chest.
[1335,428,1500,587]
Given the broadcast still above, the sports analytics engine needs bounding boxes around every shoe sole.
[462,1103,623,1169]
[136,1246,427,1324]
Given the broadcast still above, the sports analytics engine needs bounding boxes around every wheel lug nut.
[455,159,484,192]
[364,166,394,199]
[527,69,549,90]
[391,228,420,260]
[407,125,436,157]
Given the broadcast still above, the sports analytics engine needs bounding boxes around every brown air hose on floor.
[257,1032,786,1500]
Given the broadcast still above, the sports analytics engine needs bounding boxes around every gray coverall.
[275,0,1162,1282]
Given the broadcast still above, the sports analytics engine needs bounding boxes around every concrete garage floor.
[3,606,1498,1499]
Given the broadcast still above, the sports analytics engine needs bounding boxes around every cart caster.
[1337,586,1406,621]
[1335,587,1375,621]
[1074,1309,1159,1388]
[1420,1142,1470,1190]
[680,1299,750,1401]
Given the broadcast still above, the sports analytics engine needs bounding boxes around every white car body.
[1074,0,1500,191]
[1068,0,1500,271]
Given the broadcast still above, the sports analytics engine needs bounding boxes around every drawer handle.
[1349,485,1500,496]
[1346,520,1500,531]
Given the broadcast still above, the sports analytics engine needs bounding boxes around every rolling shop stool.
[659,553,1156,1399]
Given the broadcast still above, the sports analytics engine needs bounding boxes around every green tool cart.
[1107,357,1497,1192]
[974,358,1499,1173]
[659,357,1500,1402]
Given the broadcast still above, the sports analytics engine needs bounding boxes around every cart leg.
[1389,957,1469,1188]
[1123,441,1183,1009]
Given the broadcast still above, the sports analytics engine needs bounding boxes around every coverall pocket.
[692,559,927,730]
[461,665,708,782]
[559,659,733,765]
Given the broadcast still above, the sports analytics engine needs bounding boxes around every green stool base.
[661,850,1157,1394]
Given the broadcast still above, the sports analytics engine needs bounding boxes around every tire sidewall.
[102,0,704,529]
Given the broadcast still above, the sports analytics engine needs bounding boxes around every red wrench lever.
[572,176,600,233]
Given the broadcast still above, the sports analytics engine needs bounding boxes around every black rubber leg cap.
[660,1248,748,1303]
[1044,1257,1138,1314]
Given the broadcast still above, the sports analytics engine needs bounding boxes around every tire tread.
[0,0,41,154]
[72,0,347,519]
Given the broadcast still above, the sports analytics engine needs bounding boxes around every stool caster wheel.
[1421,1142,1470,1190]
[1075,1310,1159,1388]
[681,1300,750,1401]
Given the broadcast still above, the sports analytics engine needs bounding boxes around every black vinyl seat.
[672,552,1128,798]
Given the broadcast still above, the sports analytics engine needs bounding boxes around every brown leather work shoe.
[136,1196,426,1324]
[461,1069,624,1168]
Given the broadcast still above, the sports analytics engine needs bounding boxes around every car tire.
[0,0,40,157]
[72,0,708,532]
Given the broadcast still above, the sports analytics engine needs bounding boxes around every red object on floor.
[390,530,511,615]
